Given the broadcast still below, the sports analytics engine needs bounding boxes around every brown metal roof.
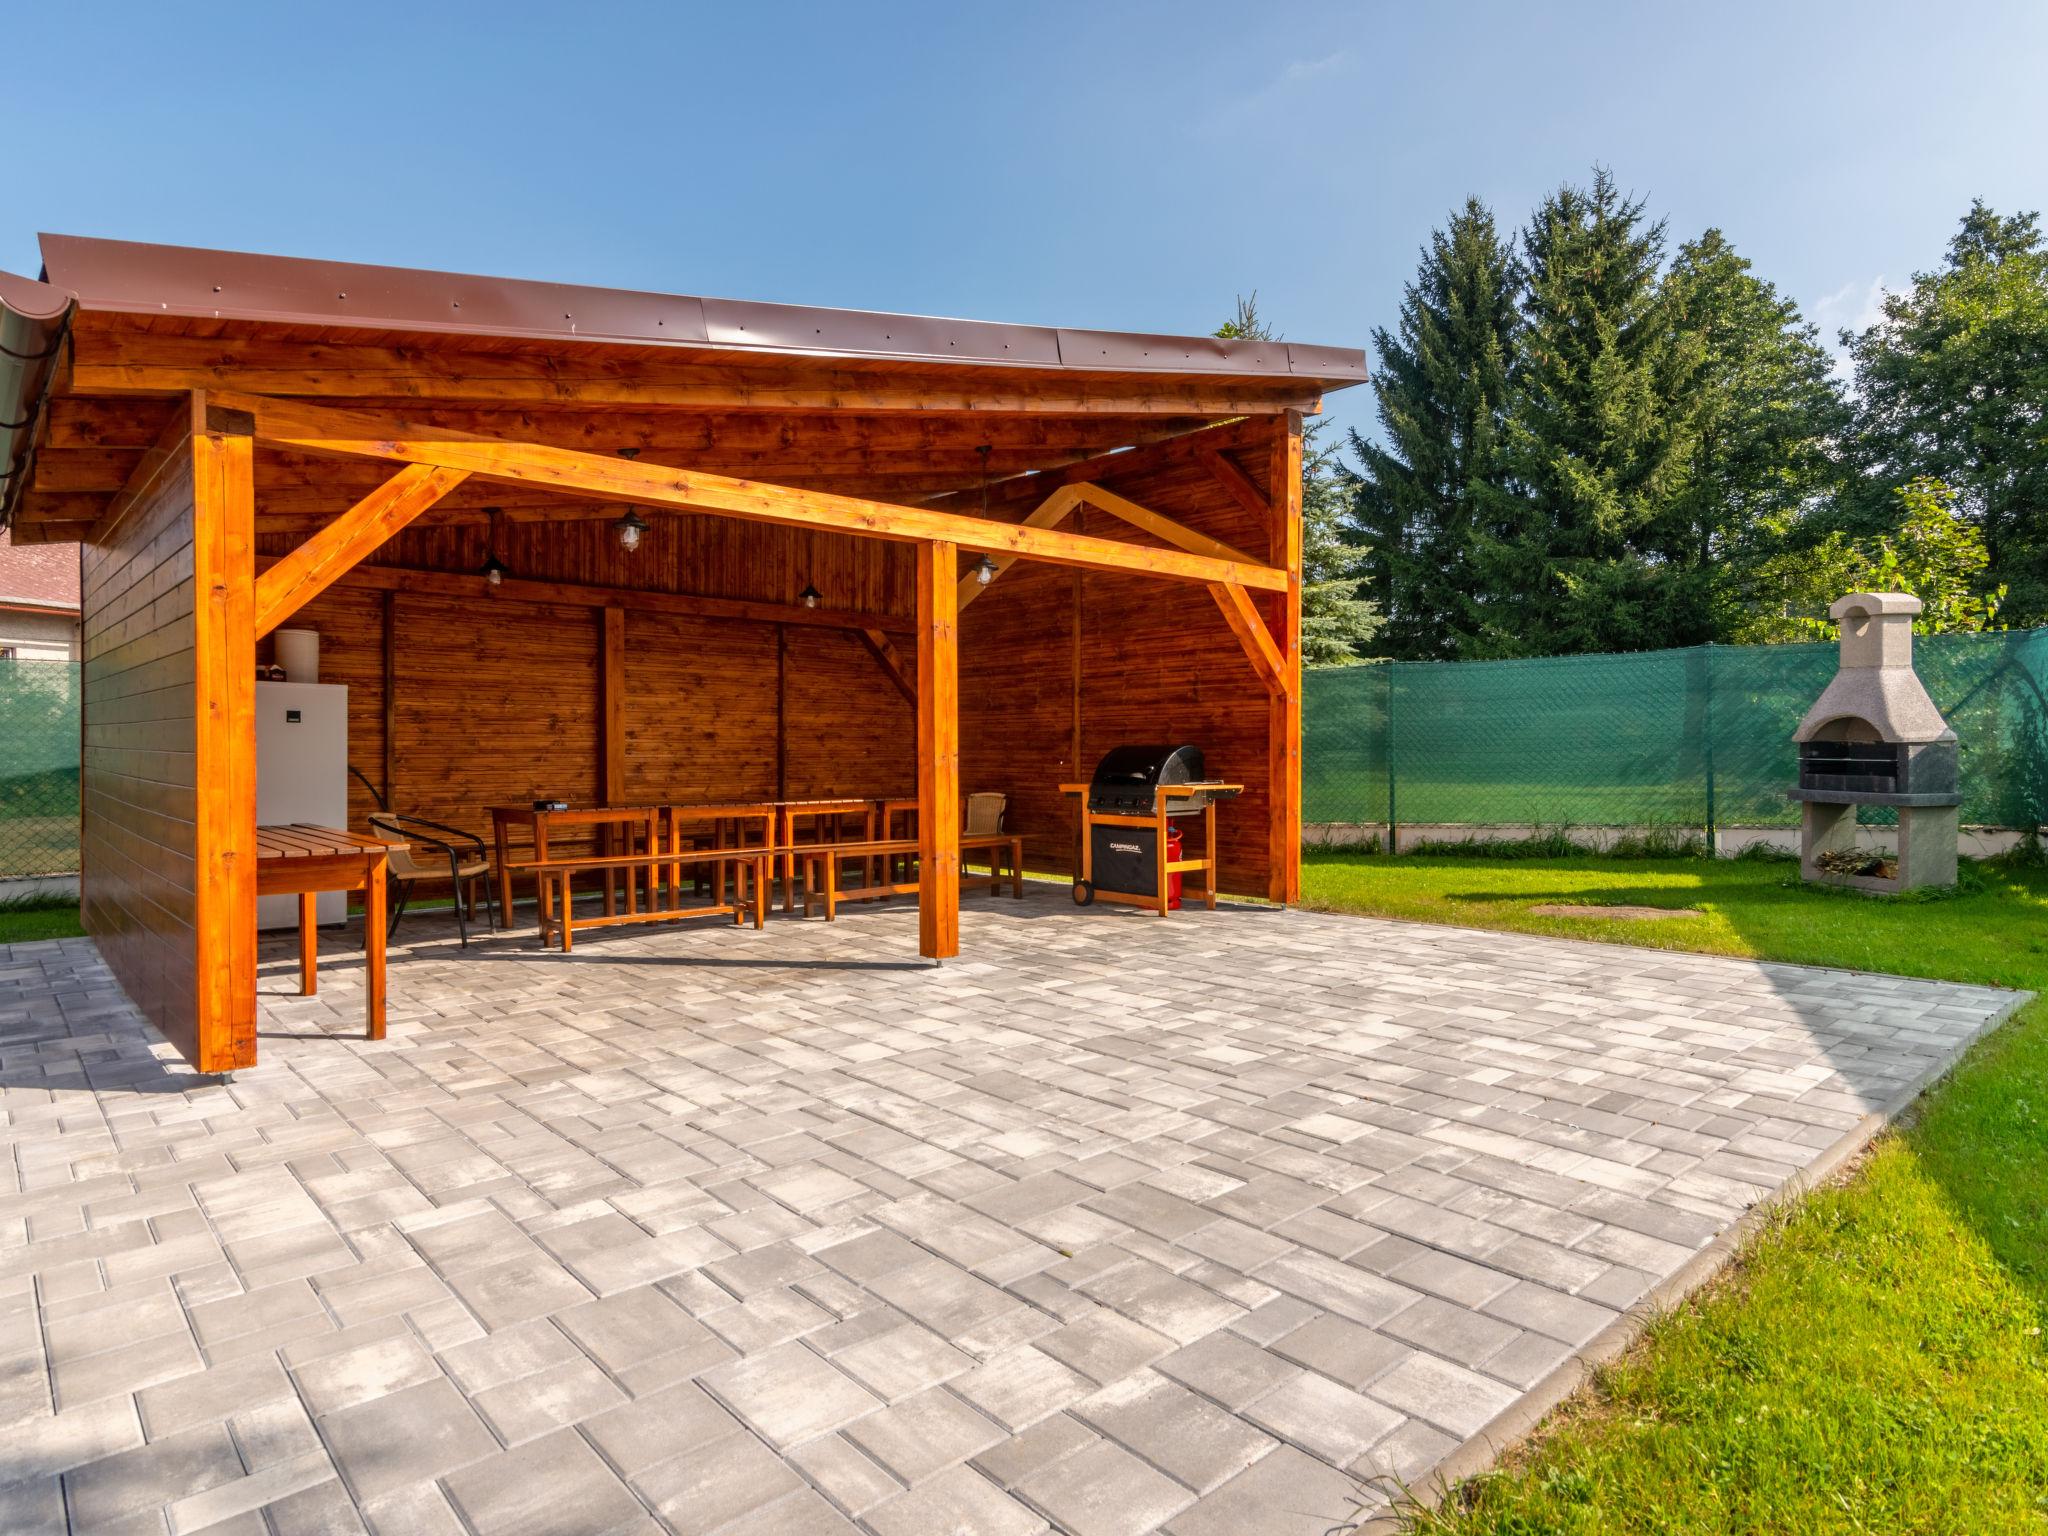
[35,234,1369,384]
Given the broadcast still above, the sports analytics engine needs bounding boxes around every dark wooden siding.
[80,452,201,1058]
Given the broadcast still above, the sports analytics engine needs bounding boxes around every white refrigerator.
[255,681,350,930]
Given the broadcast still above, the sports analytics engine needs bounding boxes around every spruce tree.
[1476,168,1704,656]
[1348,198,1519,659]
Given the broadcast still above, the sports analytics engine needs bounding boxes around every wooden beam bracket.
[1209,582,1288,697]
[859,628,917,707]
[255,464,469,638]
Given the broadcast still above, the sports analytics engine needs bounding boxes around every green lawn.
[1300,849,2048,1534]
[0,893,84,944]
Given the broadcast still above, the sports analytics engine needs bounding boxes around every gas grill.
[1059,745,1241,914]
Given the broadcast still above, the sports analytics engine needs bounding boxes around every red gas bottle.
[1166,825,1184,910]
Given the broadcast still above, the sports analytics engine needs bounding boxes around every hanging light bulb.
[971,448,999,589]
[480,508,509,588]
[614,508,650,553]
[799,583,821,610]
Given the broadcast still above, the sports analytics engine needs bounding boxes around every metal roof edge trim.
[0,267,77,531]
[37,234,1368,383]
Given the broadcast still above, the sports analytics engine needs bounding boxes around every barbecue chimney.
[1789,592,1959,891]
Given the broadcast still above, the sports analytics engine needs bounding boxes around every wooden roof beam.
[216,392,1288,592]
[956,485,1082,610]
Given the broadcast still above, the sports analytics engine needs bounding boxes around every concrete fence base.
[0,873,78,903]
[1305,822,2036,859]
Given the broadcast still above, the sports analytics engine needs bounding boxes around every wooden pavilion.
[0,236,1365,1074]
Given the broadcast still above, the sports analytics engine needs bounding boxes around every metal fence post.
[1385,662,1398,856]
[1702,643,1718,855]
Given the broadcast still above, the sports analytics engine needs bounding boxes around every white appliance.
[256,681,350,930]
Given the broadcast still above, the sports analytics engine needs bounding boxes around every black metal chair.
[368,812,498,946]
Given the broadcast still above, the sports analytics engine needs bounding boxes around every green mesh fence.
[0,660,80,877]
[1304,629,2048,835]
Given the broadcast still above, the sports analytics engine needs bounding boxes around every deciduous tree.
[1843,201,2048,623]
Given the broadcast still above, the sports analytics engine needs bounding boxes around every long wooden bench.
[507,846,773,951]
[795,835,1025,920]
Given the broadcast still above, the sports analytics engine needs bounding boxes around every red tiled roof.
[0,528,79,610]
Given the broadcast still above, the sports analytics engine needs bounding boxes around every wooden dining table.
[771,798,889,912]
[489,805,663,927]
[659,802,778,906]
[256,824,400,1039]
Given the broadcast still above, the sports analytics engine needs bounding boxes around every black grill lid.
[1091,744,1204,790]
[1088,744,1208,814]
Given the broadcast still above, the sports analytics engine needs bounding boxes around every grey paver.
[444,1429,653,1536]
[699,1339,882,1448]
[1162,1445,1370,1536]
[317,1377,501,1504]
[630,1431,802,1536]
[62,1421,243,1529]
[1242,1370,1405,1466]
[1075,1373,1277,1494]
[865,1464,1048,1536]
[1270,1313,1411,1389]
[0,891,2018,1536]
[844,1384,1008,1482]
[1015,1435,1194,1536]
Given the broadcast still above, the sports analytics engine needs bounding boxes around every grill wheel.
[1071,880,1095,907]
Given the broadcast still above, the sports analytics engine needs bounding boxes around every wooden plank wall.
[261,517,913,852]
[959,448,1279,897]
[784,627,915,799]
[80,449,203,1059]
[959,560,1081,873]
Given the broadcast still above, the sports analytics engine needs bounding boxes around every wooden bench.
[508,846,772,951]
[795,835,1025,920]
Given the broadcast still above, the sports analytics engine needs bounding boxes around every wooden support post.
[917,540,961,960]
[191,396,259,1073]
[298,893,318,995]
[1267,413,1304,905]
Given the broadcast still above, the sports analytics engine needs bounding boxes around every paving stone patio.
[0,886,2021,1535]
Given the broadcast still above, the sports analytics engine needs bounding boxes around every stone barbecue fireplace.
[1790,592,1960,892]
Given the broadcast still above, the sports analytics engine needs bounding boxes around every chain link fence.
[1305,629,2048,839]
[0,659,80,878]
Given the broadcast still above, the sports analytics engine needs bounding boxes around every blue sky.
[5,1,2044,449]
